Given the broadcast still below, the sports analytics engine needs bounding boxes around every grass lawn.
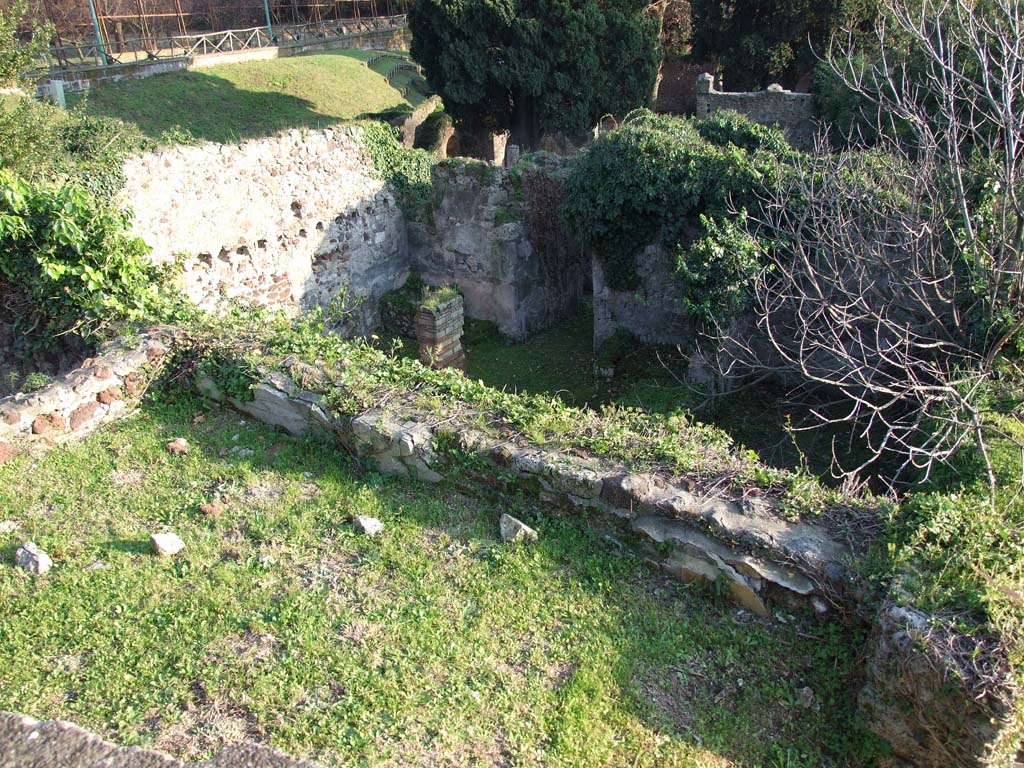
[0,391,877,767]
[73,50,418,144]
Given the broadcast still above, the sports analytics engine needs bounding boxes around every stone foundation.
[0,332,168,464]
[0,711,322,768]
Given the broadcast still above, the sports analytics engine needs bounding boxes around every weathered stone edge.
[0,331,169,464]
[0,710,324,768]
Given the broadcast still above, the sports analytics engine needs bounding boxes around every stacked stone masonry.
[121,127,410,336]
[0,333,168,466]
[408,160,588,339]
[416,296,465,369]
[695,73,816,149]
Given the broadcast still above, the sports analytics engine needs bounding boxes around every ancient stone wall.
[695,73,815,149]
[0,333,168,466]
[121,127,410,336]
[409,159,588,339]
[653,58,715,115]
[592,245,692,350]
[0,710,322,768]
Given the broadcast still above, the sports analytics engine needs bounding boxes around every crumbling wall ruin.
[695,73,815,149]
[122,127,410,336]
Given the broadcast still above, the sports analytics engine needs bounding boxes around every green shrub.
[695,109,792,155]
[677,216,762,322]
[562,110,789,323]
[0,96,150,199]
[0,171,173,349]
[0,0,51,87]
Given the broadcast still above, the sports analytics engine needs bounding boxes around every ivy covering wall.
[561,109,793,324]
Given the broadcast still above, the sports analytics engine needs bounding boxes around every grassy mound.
[74,51,416,144]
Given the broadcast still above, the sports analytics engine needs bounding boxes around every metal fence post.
[85,0,109,65]
[262,0,274,43]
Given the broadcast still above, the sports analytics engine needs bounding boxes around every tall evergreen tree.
[409,0,660,151]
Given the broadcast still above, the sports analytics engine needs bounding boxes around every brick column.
[416,296,465,370]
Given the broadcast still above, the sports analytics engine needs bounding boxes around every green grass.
[72,51,416,144]
[0,391,879,767]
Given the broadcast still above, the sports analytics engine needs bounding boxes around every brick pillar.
[416,296,465,370]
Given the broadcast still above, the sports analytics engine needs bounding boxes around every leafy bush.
[695,110,792,155]
[0,96,150,199]
[360,120,436,220]
[0,0,51,87]
[0,171,172,349]
[562,110,789,322]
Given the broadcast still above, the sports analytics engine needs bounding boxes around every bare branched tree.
[718,0,1024,493]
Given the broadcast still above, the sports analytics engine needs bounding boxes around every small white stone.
[499,514,538,543]
[14,541,53,575]
[354,515,384,537]
[150,532,185,556]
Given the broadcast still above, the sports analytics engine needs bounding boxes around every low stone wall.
[200,364,852,619]
[695,73,815,149]
[859,602,1021,767]
[0,711,321,768]
[196,360,1021,766]
[409,159,588,338]
[0,333,167,465]
[592,245,691,350]
[121,127,409,335]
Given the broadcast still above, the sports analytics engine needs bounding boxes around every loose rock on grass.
[14,542,53,575]
[499,513,538,543]
[165,438,190,455]
[150,532,186,556]
[355,515,384,537]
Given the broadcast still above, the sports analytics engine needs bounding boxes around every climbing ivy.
[359,121,436,220]
[561,109,793,324]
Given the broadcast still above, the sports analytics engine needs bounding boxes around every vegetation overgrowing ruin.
[2,0,1024,765]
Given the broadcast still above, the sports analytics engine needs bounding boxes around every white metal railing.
[40,14,408,73]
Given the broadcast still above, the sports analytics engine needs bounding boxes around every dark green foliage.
[413,105,453,152]
[408,0,660,150]
[690,0,875,89]
[0,172,172,350]
[695,109,793,155]
[561,110,788,322]
[0,97,150,200]
[360,121,436,219]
